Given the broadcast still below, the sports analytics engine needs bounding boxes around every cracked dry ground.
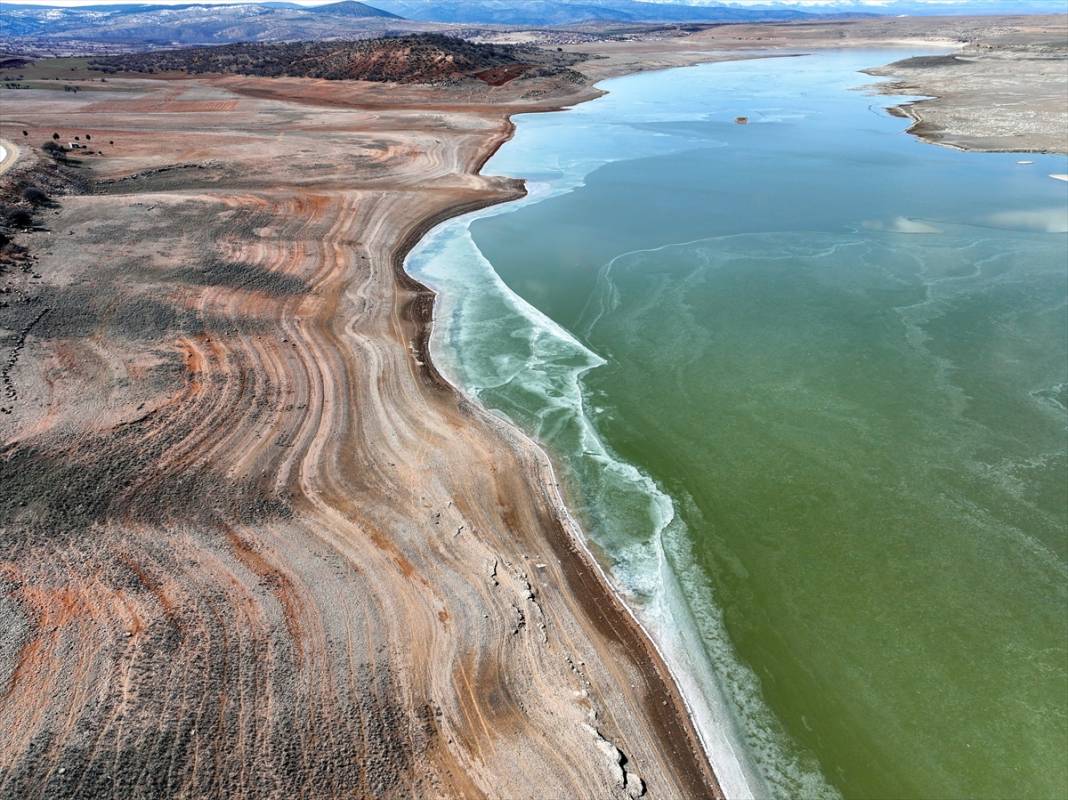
[0,73,719,799]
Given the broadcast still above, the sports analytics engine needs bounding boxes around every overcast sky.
[2,0,1061,12]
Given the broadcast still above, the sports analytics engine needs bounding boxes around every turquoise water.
[407,51,1068,799]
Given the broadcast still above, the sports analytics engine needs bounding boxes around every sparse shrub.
[42,140,67,160]
[21,187,52,207]
[5,207,34,228]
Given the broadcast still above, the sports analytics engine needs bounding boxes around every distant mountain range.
[367,0,825,26]
[0,0,876,50]
[0,1,410,46]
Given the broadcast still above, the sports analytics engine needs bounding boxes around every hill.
[88,33,586,84]
[306,1,402,17]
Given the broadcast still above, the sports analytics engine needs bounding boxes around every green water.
[408,51,1068,799]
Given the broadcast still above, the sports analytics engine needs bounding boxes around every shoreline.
[390,93,725,798]
[884,99,1066,155]
[391,45,963,799]
[390,45,958,800]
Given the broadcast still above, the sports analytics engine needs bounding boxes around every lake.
[407,50,1068,799]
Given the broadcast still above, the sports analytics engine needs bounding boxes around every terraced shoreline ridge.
[0,63,728,798]
[1,14,1065,800]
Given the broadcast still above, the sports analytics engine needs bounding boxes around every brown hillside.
[90,34,585,84]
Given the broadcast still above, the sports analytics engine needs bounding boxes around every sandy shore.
[1,15,1065,800]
